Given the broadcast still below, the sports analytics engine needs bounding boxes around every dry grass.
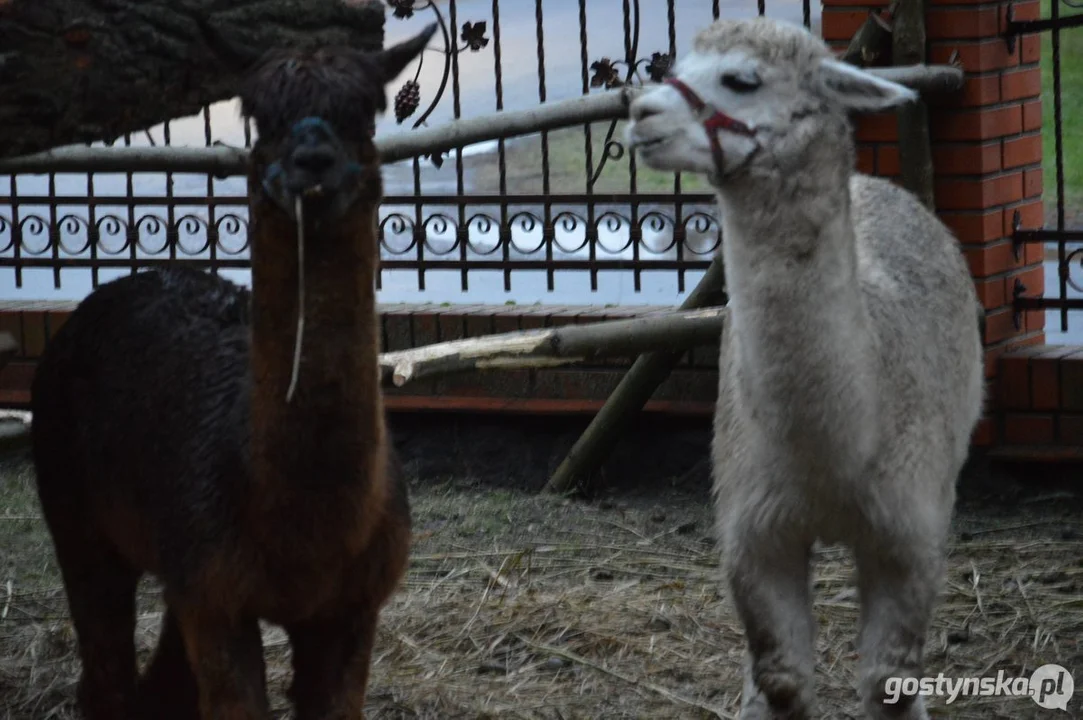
[1,449,1082,719]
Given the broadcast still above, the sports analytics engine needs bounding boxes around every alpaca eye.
[721,73,761,93]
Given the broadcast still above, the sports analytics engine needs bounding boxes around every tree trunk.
[0,0,385,159]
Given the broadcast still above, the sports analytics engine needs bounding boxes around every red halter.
[664,77,756,177]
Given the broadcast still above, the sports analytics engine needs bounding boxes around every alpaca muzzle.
[663,77,758,181]
[261,117,364,220]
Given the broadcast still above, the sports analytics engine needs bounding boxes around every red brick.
[1008,265,1046,306]
[1002,133,1043,169]
[821,9,873,41]
[1025,240,1045,265]
[936,172,1024,210]
[856,145,876,175]
[1001,0,1041,27]
[1004,413,1055,444]
[855,113,898,142]
[1020,35,1041,64]
[1060,350,1083,411]
[984,307,1024,344]
[927,7,1000,39]
[932,106,1022,141]
[975,275,1008,310]
[1022,99,1042,131]
[998,345,1043,408]
[1005,199,1045,236]
[930,39,1018,73]
[1001,67,1042,102]
[1058,414,1083,444]
[1026,310,1046,334]
[971,416,996,446]
[965,241,1021,277]
[0,313,21,356]
[20,311,47,358]
[940,74,1001,108]
[876,145,899,176]
[1023,168,1043,198]
[45,310,70,342]
[932,142,1001,174]
[940,208,1004,244]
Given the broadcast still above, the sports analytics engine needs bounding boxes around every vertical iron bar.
[49,169,59,289]
[11,173,21,289]
[492,0,511,293]
[579,0,598,292]
[125,130,137,276]
[88,138,98,288]
[536,0,555,292]
[164,120,176,265]
[669,0,683,294]
[803,0,811,28]
[449,0,466,293]
[1052,0,1067,331]
[626,0,640,292]
[712,0,721,20]
[203,106,217,276]
[759,0,766,17]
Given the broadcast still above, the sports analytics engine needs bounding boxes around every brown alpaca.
[28,24,437,720]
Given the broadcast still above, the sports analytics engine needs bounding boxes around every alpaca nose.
[291,145,337,174]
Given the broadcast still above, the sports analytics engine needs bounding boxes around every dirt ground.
[1,442,1081,720]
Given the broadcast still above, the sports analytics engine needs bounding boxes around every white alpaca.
[625,18,983,720]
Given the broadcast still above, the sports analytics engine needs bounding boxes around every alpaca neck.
[248,203,386,493]
[719,161,880,474]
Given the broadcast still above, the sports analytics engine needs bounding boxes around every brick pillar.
[821,0,1045,448]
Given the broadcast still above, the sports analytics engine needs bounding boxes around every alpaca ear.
[817,58,917,113]
[374,23,439,85]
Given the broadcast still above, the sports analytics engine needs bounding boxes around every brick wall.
[822,0,1048,450]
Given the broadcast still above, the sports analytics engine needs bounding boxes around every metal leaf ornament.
[590,58,622,89]
[646,52,673,83]
[387,0,415,20]
[461,21,489,52]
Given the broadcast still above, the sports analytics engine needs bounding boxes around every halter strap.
[663,77,755,178]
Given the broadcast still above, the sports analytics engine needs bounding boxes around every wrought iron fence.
[1008,0,1083,334]
[0,0,817,306]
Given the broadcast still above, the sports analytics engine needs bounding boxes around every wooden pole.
[379,307,727,387]
[543,253,727,495]
[892,0,937,210]
[841,11,894,67]
[0,89,637,176]
[0,64,965,177]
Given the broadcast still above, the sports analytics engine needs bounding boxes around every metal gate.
[1008,1,1083,332]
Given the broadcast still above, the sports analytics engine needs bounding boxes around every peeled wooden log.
[544,253,728,495]
[378,307,727,387]
[0,64,966,175]
[0,0,385,159]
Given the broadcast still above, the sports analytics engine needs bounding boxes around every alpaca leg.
[48,525,139,720]
[286,602,380,720]
[854,539,945,720]
[725,517,816,720]
[136,607,200,719]
[172,602,269,720]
